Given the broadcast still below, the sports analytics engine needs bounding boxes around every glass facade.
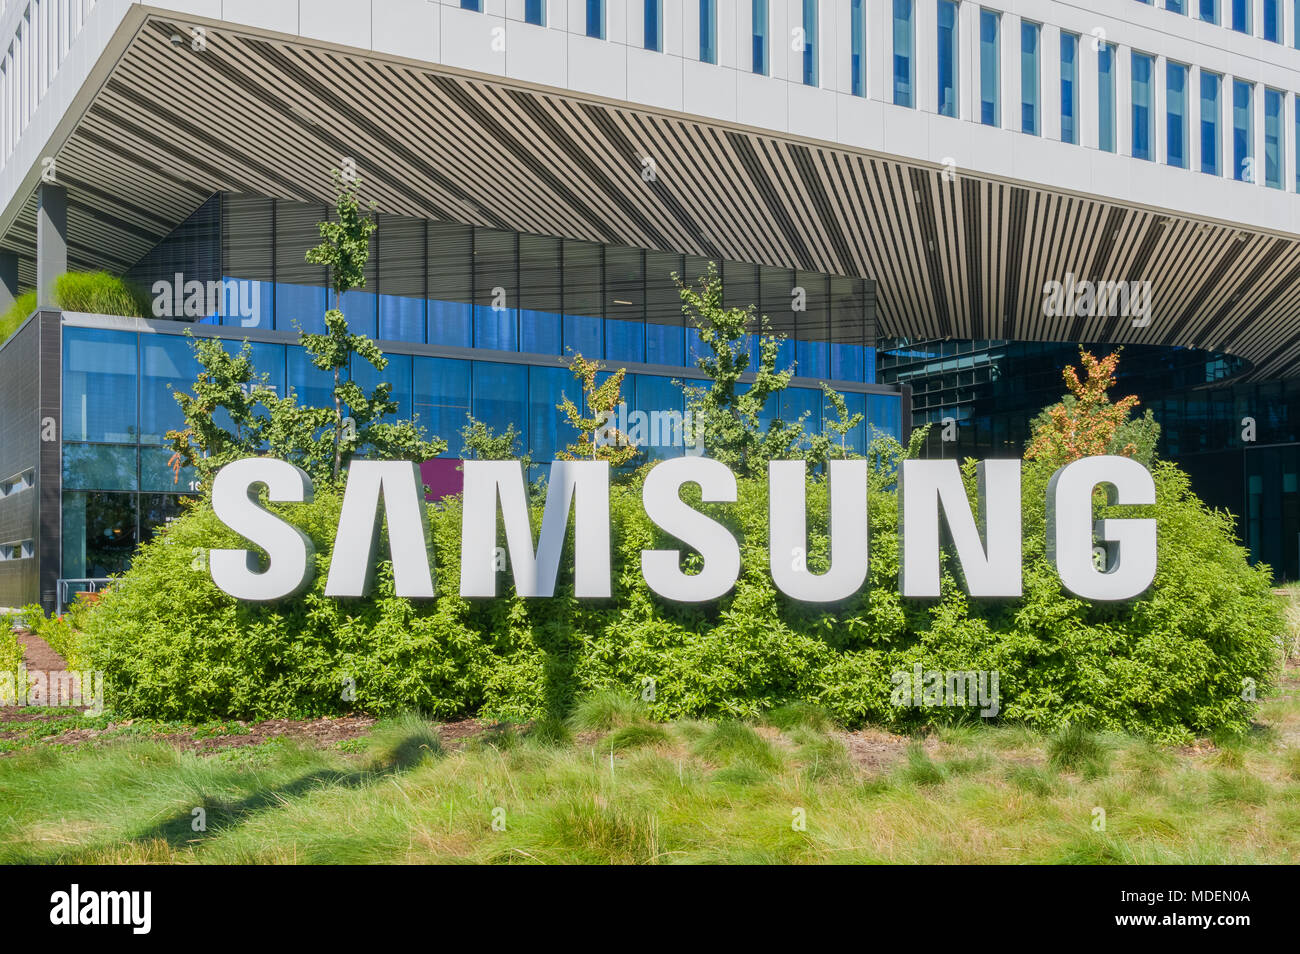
[525,0,545,26]
[1021,22,1040,136]
[1265,88,1284,189]
[1060,32,1078,144]
[851,0,866,97]
[751,0,767,73]
[893,0,913,107]
[937,0,958,118]
[1201,70,1221,175]
[587,0,604,40]
[1234,79,1253,182]
[1099,43,1117,153]
[1168,0,1185,12]
[979,10,999,126]
[803,0,819,87]
[1167,62,1188,169]
[1132,52,1155,161]
[1200,0,1219,23]
[80,192,901,585]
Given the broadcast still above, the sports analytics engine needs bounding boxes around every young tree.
[167,172,443,490]
[677,263,806,477]
[1025,347,1159,466]
[556,353,639,466]
[818,382,865,461]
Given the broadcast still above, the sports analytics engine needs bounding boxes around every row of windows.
[132,194,879,384]
[460,1,1300,112]
[62,326,901,462]
[1144,0,1300,48]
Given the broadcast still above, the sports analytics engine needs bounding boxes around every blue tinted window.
[1098,44,1116,153]
[1167,62,1188,168]
[140,334,199,445]
[1265,88,1284,189]
[1168,0,1185,12]
[1231,0,1250,32]
[63,328,137,443]
[630,374,687,462]
[525,0,545,26]
[528,365,580,464]
[287,345,337,413]
[473,362,528,446]
[1233,80,1253,182]
[850,0,865,95]
[1060,33,1078,144]
[1132,53,1154,161]
[141,447,194,494]
[979,11,999,126]
[63,444,137,492]
[1021,22,1039,136]
[937,0,958,117]
[587,0,604,39]
[803,0,819,86]
[700,0,717,63]
[461,0,480,9]
[1264,0,1280,40]
[752,0,768,73]
[645,0,661,51]
[1200,0,1219,23]
[352,352,413,423]
[413,357,470,456]
[892,0,912,106]
[1201,70,1221,175]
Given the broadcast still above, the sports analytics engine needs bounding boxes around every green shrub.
[71,439,1284,742]
[19,602,86,670]
[1,272,150,348]
[0,614,22,676]
[52,271,150,318]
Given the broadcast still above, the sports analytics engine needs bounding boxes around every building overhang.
[1,10,1296,377]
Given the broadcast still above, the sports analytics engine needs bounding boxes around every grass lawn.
[2,664,1299,865]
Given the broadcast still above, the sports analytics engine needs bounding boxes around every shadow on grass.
[11,724,446,862]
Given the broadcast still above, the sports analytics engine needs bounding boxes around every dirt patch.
[27,715,378,755]
[837,728,914,770]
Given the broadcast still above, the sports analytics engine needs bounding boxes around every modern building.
[1,0,1300,609]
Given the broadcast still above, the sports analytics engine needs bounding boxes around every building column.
[1253,80,1266,185]
[1222,72,1236,179]
[0,251,16,313]
[1189,65,1203,173]
[959,1,979,122]
[867,0,891,103]
[36,184,67,309]
[1042,23,1061,141]
[915,0,937,112]
[1288,93,1298,191]
[1117,45,1133,157]
[1154,54,1168,164]
[1001,11,1021,132]
[1080,32,1099,149]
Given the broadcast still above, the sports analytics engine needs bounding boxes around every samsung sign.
[207,455,1157,605]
